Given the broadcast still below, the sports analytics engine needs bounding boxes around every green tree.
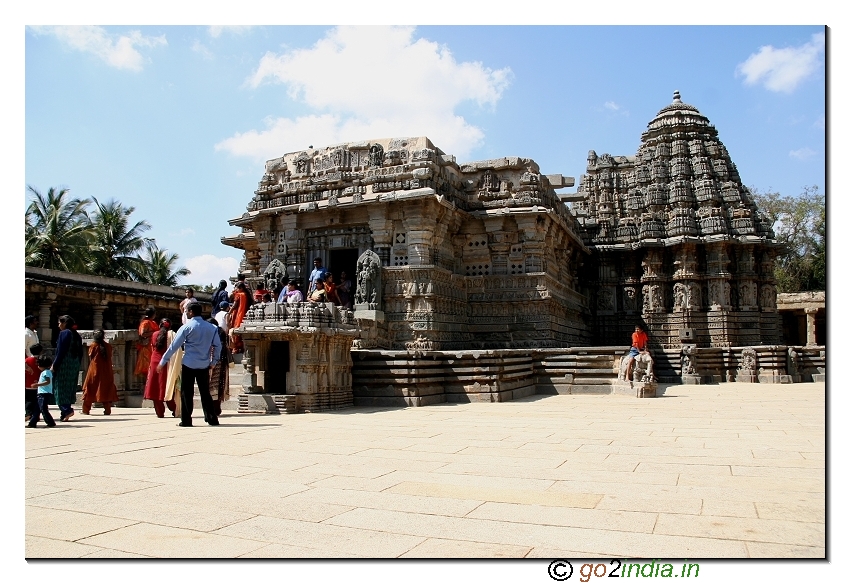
[135,241,191,286]
[25,186,93,272]
[752,185,825,292]
[87,197,152,280]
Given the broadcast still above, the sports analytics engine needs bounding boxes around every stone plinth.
[612,380,657,398]
[681,374,703,385]
[232,302,359,413]
[758,374,795,384]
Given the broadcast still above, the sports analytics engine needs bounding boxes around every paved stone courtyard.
[25,382,824,559]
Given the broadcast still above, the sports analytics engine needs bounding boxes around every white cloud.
[170,228,196,237]
[735,32,824,93]
[604,101,620,111]
[216,26,511,162]
[209,26,253,39]
[30,26,166,72]
[191,40,214,60]
[789,147,816,160]
[184,255,240,287]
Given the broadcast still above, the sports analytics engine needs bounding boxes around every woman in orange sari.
[227,282,249,353]
[81,329,118,415]
[134,308,159,376]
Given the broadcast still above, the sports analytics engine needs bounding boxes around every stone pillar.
[92,302,108,330]
[114,306,126,329]
[406,227,434,266]
[805,308,818,346]
[368,212,393,266]
[38,293,56,345]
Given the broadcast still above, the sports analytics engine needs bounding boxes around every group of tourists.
[137,299,229,427]
[25,314,97,427]
[26,289,230,428]
[299,257,353,307]
[25,263,356,428]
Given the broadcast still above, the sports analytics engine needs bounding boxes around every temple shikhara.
[219,92,822,411]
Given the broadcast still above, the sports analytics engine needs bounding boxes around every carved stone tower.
[573,91,782,348]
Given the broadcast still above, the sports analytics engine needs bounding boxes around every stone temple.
[223,92,816,411]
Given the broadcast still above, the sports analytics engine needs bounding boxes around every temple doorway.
[266,341,290,393]
[329,248,359,300]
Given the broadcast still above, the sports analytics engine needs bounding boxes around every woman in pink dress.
[143,318,176,417]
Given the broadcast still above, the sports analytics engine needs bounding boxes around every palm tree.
[87,197,152,280]
[25,186,93,272]
[135,241,191,286]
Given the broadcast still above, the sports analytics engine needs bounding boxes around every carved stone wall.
[224,137,591,351]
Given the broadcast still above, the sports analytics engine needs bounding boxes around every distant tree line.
[25,186,191,286]
[752,185,825,293]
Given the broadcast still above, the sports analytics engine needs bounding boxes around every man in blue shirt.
[158,303,222,427]
[308,257,329,293]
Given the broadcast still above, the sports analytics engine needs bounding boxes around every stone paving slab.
[24,382,826,559]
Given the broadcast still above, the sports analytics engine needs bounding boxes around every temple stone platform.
[25,381,825,559]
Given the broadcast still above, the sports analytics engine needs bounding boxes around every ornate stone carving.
[262,259,287,291]
[739,347,757,373]
[787,346,800,377]
[681,345,696,375]
[368,144,384,168]
[354,249,382,308]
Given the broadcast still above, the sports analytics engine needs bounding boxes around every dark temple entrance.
[329,248,359,301]
[266,341,290,393]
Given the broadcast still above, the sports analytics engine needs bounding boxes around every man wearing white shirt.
[214,302,230,333]
[25,316,39,357]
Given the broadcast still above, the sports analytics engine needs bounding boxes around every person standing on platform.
[81,330,118,415]
[211,280,229,317]
[143,319,176,418]
[52,315,83,422]
[337,271,353,308]
[307,257,328,294]
[214,302,230,333]
[134,308,159,377]
[158,303,221,427]
[279,280,303,304]
[227,282,250,354]
[25,315,40,358]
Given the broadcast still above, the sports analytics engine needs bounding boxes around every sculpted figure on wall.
[674,283,686,311]
[263,259,287,291]
[355,250,382,308]
[369,144,384,168]
[739,347,757,373]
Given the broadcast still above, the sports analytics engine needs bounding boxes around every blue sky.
[23,24,826,288]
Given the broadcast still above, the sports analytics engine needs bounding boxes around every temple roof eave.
[221,232,256,251]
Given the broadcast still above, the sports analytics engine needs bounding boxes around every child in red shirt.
[24,344,43,423]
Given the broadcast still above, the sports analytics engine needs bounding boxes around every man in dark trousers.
[157,303,222,426]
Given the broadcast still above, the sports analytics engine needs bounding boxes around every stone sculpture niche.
[354,249,382,309]
[263,258,287,292]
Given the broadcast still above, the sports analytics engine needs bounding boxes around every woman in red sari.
[227,282,249,354]
[143,318,175,418]
[134,308,159,377]
[81,329,118,415]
